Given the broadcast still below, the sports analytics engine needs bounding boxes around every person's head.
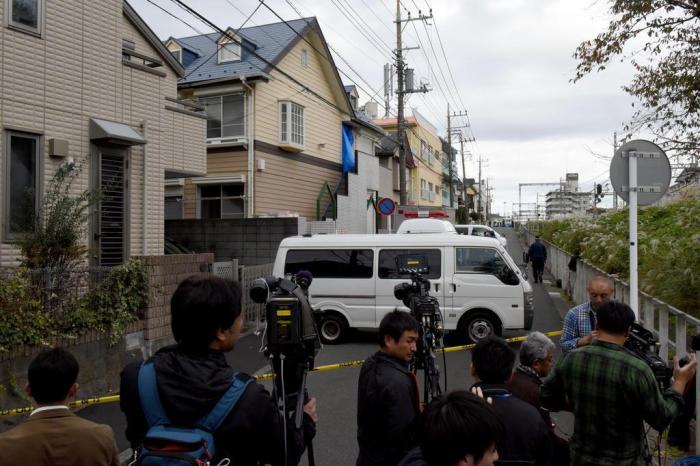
[26,348,79,405]
[470,336,516,384]
[378,310,419,362]
[587,275,614,311]
[596,300,635,337]
[421,390,503,466]
[519,332,556,377]
[171,275,244,352]
[534,235,541,242]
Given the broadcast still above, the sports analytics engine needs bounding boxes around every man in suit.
[0,347,119,466]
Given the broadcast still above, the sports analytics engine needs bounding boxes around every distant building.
[545,173,591,218]
[660,166,700,205]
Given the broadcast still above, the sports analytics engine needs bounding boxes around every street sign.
[610,139,671,206]
[377,197,396,216]
[609,139,671,318]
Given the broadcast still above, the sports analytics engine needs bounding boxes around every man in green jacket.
[541,300,697,466]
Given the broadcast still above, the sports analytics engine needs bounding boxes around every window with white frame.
[200,94,245,139]
[4,131,40,238]
[420,179,427,200]
[199,184,245,219]
[218,38,241,63]
[7,0,42,35]
[301,48,309,67]
[280,101,304,147]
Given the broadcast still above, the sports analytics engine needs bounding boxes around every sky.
[131,0,640,216]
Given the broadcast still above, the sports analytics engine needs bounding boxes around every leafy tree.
[573,1,700,156]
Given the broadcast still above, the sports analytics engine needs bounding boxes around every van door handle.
[434,283,440,292]
[451,283,457,292]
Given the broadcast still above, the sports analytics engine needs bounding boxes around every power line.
[181,1,263,80]
[337,0,395,53]
[259,0,392,115]
[328,0,394,57]
[167,0,353,118]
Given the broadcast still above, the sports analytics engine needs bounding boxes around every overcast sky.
[131,0,638,215]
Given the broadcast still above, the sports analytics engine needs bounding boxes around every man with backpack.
[120,275,318,465]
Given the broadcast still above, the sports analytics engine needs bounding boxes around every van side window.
[378,249,441,279]
[456,247,504,274]
[284,249,374,278]
[471,227,489,237]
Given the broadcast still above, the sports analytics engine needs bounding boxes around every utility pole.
[395,3,431,205]
[613,131,619,210]
[446,109,469,208]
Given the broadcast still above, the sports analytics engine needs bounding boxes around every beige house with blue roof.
[166,17,375,222]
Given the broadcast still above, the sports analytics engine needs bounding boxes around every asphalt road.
[74,226,573,464]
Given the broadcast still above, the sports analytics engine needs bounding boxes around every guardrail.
[520,227,700,360]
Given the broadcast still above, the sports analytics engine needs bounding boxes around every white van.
[273,234,534,344]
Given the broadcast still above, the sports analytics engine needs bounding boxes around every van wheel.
[319,314,347,344]
[461,312,499,343]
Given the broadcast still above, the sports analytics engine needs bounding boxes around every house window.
[280,101,304,147]
[218,39,241,63]
[200,94,245,139]
[7,0,42,35]
[199,184,245,219]
[171,49,182,63]
[4,131,40,238]
[301,49,309,67]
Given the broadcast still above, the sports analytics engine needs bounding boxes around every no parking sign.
[376,197,396,216]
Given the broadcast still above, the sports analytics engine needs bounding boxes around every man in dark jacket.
[508,332,568,465]
[527,236,547,283]
[471,336,551,465]
[357,310,421,466]
[120,275,317,466]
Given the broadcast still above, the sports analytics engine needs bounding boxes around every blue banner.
[342,124,355,173]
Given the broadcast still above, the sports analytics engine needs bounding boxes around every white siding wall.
[0,0,205,266]
[336,130,381,234]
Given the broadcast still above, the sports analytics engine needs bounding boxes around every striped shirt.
[561,302,596,353]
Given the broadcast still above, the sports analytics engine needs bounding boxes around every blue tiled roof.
[176,18,313,85]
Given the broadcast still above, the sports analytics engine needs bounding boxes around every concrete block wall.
[138,253,214,342]
[165,218,299,265]
[0,254,213,419]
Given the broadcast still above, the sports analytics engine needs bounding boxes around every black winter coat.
[120,345,314,466]
[357,351,421,466]
[473,383,551,466]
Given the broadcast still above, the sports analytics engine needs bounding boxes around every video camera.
[250,272,320,430]
[623,322,694,390]
[392,255,444,401]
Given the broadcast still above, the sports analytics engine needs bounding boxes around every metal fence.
[213,260,272,326]
[521,228,700,360]
[0,266,113,314]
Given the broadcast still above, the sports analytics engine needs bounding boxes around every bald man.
[560,276,614,353]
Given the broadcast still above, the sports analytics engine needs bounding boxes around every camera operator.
[541,300,697,466]
[357,310,421,466]
[120,275,318,465]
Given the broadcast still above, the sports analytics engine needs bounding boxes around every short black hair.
[378,310,419,347]
[171,275,242,350]
[596,300,635,335]
[421,390,503,466]
[27,348,79,404]
[471,336,516,383]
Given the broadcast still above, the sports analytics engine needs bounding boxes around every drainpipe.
[241,76,255,218]
[141,120,148,255]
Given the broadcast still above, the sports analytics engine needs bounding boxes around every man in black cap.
[527,235,547,283]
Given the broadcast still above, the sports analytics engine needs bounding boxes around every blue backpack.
[136,361,252,465]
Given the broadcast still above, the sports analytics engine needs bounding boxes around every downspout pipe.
[241,76,255,218]
[141,120,148,255]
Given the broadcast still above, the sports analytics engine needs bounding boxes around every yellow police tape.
[0,330,563,417]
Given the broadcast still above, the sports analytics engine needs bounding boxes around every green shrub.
[535,199,700,316]
[0,270,52,351]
